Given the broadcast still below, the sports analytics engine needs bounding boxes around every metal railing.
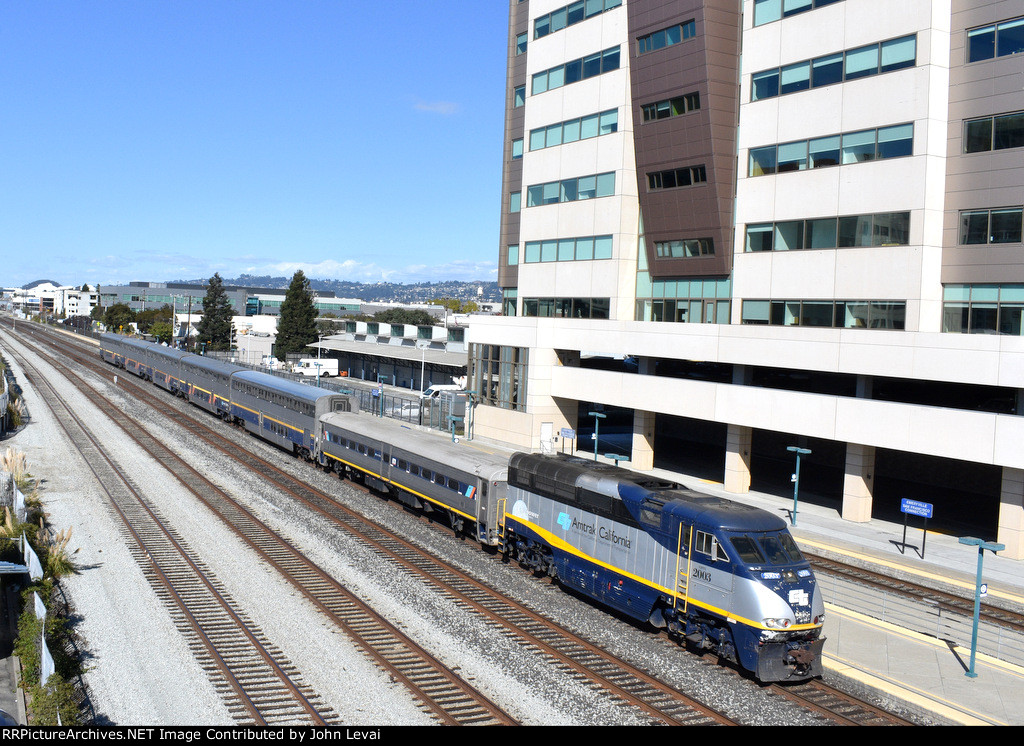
[817,569,1024,667]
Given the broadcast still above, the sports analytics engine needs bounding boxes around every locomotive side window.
[694,530,726,562]
[694,530,715,556]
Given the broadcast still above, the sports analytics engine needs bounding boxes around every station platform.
[663,468,1024,726]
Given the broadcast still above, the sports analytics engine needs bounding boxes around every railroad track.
[767,678,916,725]
[807,552,1024,633]
[4,326,516,726]
[11,323,943,726]
[5,340,336,726]
[11,324,740,726]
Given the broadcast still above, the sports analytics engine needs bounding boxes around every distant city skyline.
[1,3,509,288]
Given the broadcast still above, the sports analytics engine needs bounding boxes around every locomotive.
[99,333,825,681]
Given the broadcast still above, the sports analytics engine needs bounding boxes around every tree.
[275,270,317,361]
[150,321,174,345]
[429,297,479,314]
[136,304,173,334]
[195,273,234,351]
[373,308,436,326]
[102,303,136,333]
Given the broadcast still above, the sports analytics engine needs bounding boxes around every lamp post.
[589,411,607,462]
[316,334,324,388]
[787,446,811,526]
[958,536,1004,678]
[416,341,428,393]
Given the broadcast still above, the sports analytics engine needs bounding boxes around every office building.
[468,0,1024,555]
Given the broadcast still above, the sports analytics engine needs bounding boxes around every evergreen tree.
[195,273,234,351]
[275,270,317,361]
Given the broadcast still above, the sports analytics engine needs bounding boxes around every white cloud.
[413,99,460,115]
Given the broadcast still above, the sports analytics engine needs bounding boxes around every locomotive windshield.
[728,531,805,566]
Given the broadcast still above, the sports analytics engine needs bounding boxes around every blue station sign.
[900,498,933,519]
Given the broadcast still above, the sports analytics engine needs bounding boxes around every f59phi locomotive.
[100,333,825,681]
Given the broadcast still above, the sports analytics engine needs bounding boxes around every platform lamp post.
[787,446,811,527]
[958,536,1004,678]
[416,341,428,393]
[588,411,606,462]
[316,334,324,388]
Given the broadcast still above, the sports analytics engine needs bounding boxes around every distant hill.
[174,275,501,303]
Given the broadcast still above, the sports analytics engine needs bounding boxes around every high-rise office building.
[468,0,1024,556]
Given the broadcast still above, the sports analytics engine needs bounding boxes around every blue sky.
[1,2,509,288]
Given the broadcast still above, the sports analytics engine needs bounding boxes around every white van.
[421,384,462,399]
[294,358,339,377]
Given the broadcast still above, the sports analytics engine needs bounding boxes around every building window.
[534,0,622,40]
[469,344,528,411]
[963,111,1024,153]
[502,289,517,317]
[751,35,916,101]
[641,92,700,122]
[635,277,731,324]
[745,212,910,251]
[654,238,714,257]
[753,0,844,27]
[943,285,1024,335]
[521,298,610,319]
[529,109,617,151]
[512,139,523,159]
[637,20,696,55]
[514,86,525,107]
[526,172,615,207]
[646,164,707,190]
[507,245,519,266]
[959,207,1023,245]
[516,32,528,55]
[532,46,620,96]
[741,299,906,329]
[748,123,913,176]
[509,191,521,214]
[522,235,613,263]
[967,17,1024,62]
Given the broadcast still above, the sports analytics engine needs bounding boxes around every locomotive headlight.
[763,617,792,629]
[814,613,826,624]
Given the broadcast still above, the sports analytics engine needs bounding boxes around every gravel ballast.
[1,329,838,726]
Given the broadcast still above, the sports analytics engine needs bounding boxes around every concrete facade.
[474,0,1024,557]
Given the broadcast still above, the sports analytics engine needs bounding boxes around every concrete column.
[724,424,752,494]
[842,443,875,522]
[998,467,1024,560]
[632,409,655,470]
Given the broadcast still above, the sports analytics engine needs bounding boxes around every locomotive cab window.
[758,533,803,564]
[729,535,766,564]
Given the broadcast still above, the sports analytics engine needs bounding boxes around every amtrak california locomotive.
[100,333,824,681]
[504,453,825,681]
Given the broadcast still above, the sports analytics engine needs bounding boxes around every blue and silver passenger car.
[319,412,509,545]
[230,370,353,457]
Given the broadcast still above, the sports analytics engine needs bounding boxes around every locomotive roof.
[510,452,787,533]
[321,411,510,477]
[232,368,345,403]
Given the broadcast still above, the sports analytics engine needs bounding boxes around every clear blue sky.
[1,1,509,289]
